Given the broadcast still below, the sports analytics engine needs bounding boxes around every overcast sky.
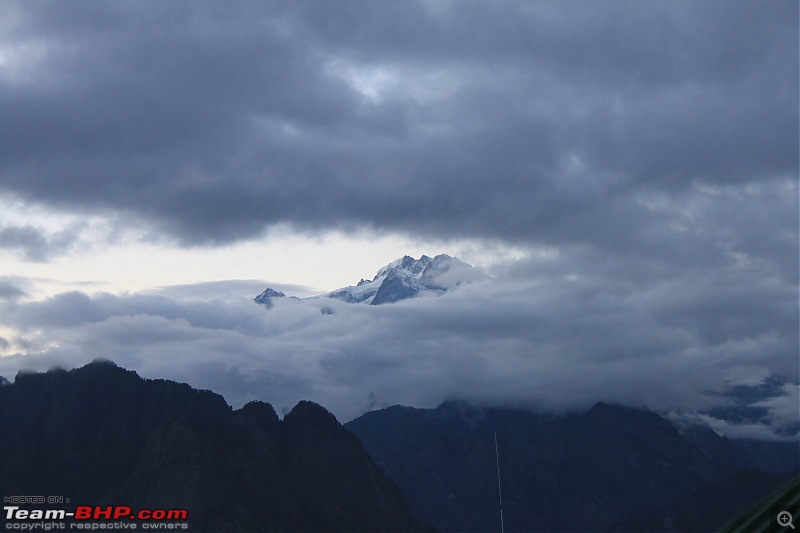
[0,1,797,436]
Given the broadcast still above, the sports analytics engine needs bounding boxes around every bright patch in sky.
[0,195,525,298]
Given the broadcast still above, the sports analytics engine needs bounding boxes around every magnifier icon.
[778,511,796,529]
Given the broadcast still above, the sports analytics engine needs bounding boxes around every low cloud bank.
[1,255,795,439]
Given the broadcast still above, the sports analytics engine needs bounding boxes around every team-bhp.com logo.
[74,507,187,521]
[4,505,189,530]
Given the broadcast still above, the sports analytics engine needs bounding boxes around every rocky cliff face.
[0,361,427,532]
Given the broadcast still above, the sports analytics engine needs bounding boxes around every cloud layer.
[0,1,796,246]
[0,2,796,438]
[0,252,796,439]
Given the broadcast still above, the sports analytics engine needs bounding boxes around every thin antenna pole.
[495,431,504,533]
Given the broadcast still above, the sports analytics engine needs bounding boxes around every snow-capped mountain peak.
[325,254,487,305]
[253,287,285,308]
[253,254,488,309]
[375,255,432,279]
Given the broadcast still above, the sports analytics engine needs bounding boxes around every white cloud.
[0,260,795,438]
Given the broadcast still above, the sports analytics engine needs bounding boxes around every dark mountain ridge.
[3,363,794,532]
[346,400,796,532]
[0,361,426,532]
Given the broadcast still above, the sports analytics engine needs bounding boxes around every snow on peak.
[253,287,286,308]
[328,254,486,305]
[253,254,488,309]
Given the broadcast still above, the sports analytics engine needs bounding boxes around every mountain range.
[2,362,796,532]
[0,361,427,532]
[345,401,798,532]
[254,254,488,307]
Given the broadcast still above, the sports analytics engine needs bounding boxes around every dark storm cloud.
[0,224,81,261]
[0,277,27,300]
[0,0,795,248]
